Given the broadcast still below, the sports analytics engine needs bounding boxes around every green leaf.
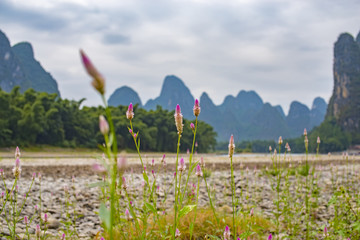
[143,172,149,185]
[145,202,157,214]
[99,203,111,232]
[178,205,196,219]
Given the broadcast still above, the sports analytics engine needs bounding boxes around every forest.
[0,87,217,152]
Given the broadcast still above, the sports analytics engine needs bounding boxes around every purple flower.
[13,158,21,178]
[268,234,272,240]
[125,208,131,220]
[228,135,235,158]
[193,99,201,117]
[175,228,181,238]
[44,213,48,223]
[174,104,183,134]
[129,129,132,134]
[36,224,41,237]
[224,225,230,239]
[79,49,105,95]
[61,233,65,240]
[99,115,109,135]
[190,122,195,131]
[92,163,106,174]
[178,158,186,172]
[24,216,28,225]
[15,146,20,158]
[195,164,203,177]
[126,103,134,120]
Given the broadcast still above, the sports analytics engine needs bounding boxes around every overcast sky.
[1,0,360,113]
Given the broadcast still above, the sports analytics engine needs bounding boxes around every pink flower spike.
[125,208,131,220]
[134,133,137,138]
[228,135,235,157]
[61,233,65,240]
[79,49,105,95]
[174,104,183,134]
[193,99,201,117]
[36,224,41,237]
[175,228,181,238]
[176,104,181,114]
[126,103,134,120]
[195,164,203,177]
[129,129,132,134]
[178,158,186,172]
[15,146,20,158]
[190,122,195,130]
[224,225,231,239]
[99,115,109,135]
[24,216,28,225]
[44,213,48,223]
[324,226,328,234]
[268,234,273,240]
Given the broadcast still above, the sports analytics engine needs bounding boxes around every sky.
[1,0,360,114]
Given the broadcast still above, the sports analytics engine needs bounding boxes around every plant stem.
[230,155,236,240]
[173,133,181,240]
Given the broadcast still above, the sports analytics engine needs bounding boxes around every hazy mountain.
[0,30,60,96]
[108,86,142,107]
[112,75,327,142]
[144,75,195,119]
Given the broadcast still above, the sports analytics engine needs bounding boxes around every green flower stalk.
[229,134,236,240]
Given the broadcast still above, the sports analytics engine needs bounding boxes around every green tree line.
[0,87,217,152]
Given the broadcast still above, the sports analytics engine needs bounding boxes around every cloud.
[103,34,130,45]
[0,0,360,112]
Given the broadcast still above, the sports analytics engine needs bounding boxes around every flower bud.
[268,234,273,240]
[278,136,283,145]
[99,115,109,135]
[174,104,183,135]
[13,158,21,178]
[193,99,201,117]
[224,226,230,239]
[44,213,48,223]
[195,164,203,177]
[15,146,21,158]
[126,103,134,120]
[317,136,321,144]
[190,122,195,131]
[36,224,41,237]
[178,158,186,172]
[175,228,181,238]
[228,135,235,158]
[304,128,307,136]
[125,209,131,221]
[80,49,105,95]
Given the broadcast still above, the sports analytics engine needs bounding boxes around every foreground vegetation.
[1,50,359,240]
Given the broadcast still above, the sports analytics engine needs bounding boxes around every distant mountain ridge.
[0,30,60,96]
[108,75,327,142]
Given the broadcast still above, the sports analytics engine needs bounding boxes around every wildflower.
[228,135,235,158]
[224,225,231,240]
[24,216,28,225]
[269,146,272,152]
[129,129,132,134]
[15,146,20,158]
[122,177,128,190]
[200,157,205,168]
[195,164,203,177]
[126,103,134,120]
[92,163,106,174]
[317,136,321,144]
[1,192,4,199]
[99,115,109,135]
[125,209,131,221]
[38,173,42,180]
[0,169,4,177]
[304,136,309,149]
[178,158,186,172]
[195,141,198,147]
[250,208,254,216]
[133,133,137,138]
[32,173,36,180]
[36,224,41,238]
[268,234,273,240]
[187,148,190,154]
[61,233,65,240]
[44,213,48,223]
[278,136,283,145]
[150,159,155,167]
[190,122,195,131]
[174,104,183,135]
[324,226,328,236]
[175,228,181,238]
[100,238,105,240]
[79,49,105,95]
[193,98,201,117]
[304,128,307,136]
[35,205,38,212]
[13,158,21,178]
[118,157,127,170]
[152,169,156,178]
